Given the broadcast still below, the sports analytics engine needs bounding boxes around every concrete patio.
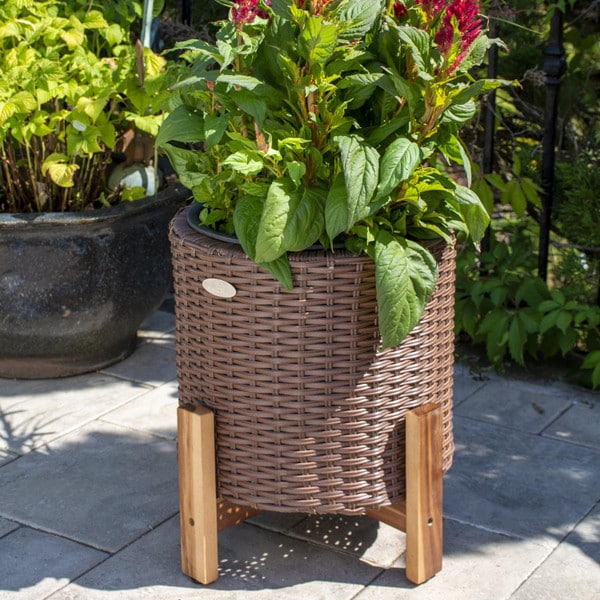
[1,307,599,599]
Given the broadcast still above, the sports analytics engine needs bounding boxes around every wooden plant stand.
[177,402,443,586]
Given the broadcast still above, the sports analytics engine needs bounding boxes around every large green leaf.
[156,104,205,147]
[335,134,379,230]
[582,351,600,389]
[478,309,510,364]
[442,100,477,124]
[374,230,438,349]
[269,0,293,19]
[82,10,108,29]
[216,73,266,91]
[459,34,495,72]
[204,114,228,146]
[298,16,337,64]
[449,80,497,107]
[158,143,207,191]
[452,184,491,242]
[397,26,432,79]
[376,138,420,198]
[472,178,493,216]
[332,0,383,40]
[223,152,264,176]
[234,195,293,290]
[325,173,349,243]
[255,179,325,263]
[231,89,267,127]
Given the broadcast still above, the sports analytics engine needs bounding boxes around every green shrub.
[455,217,600,388]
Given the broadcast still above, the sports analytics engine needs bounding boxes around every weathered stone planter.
[0,184,189,378]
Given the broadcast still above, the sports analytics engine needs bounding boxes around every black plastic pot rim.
[186,201,347,251]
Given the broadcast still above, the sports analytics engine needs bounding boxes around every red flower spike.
[449,0,482,48]
[430,0,482,72]
[393,2,408,19]
[448,0,482,71]
[416,0,447,19]
[232,0,260,27]
[435,20,454,55]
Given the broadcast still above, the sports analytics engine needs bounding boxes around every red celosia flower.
[232,0,259,27]
[447,0,482,50]
[435,19,454,55]
[433,0,482,72]
[393,2,408,19]
[416,0,446,19]
[257,0,272,19]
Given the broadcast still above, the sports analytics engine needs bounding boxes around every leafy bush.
[455,218,600,388]
[459,1,600,387]
[0,0,172,212]
[158,0,497,349]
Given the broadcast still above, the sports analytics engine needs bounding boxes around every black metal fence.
[537,8,566,282]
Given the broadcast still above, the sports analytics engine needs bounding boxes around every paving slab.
[352,517,551,599]
[542,398,600,450]
[444,416,600,547]
[138,309,176,339]
[0,526,106,600]
[288,514,406,569]
[0,448,17,466]
[0,374,151,454]
[100,379,179,440]
[49,515,380,599]
[101,340,177,385]
[247,511,310,533]
[452,365,488,406]
[0,516,19,538]
[0,420,178,552]
[511,504,600,599]
[454,377,574,433]
[0,378,59,406]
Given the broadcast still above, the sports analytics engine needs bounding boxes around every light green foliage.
[159,0,495,349]
[0,0,172,212]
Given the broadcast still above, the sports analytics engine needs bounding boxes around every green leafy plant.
[0,0,173,212]
[473,152,542,218]
[553,160,600,294]
[158,0,501,348]
[456,218,600,388]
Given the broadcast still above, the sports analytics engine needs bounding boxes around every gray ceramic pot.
[0,184,189,378]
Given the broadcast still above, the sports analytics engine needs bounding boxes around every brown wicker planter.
[170,207,456,516]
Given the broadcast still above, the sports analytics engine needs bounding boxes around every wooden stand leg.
[368,402,443,585]
[177,406,219,584]
[405,403,443,584]
[177,402,442,586]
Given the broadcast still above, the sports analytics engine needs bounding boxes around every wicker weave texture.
[170,208,456,515]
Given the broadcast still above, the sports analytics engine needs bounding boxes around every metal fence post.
[538,7,566,281]
[182,0,191,25]
[481,2,502,254]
